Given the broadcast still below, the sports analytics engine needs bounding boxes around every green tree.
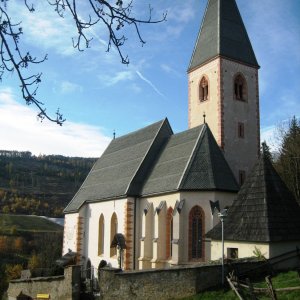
[261,141,273,161]
[276,116,300,203]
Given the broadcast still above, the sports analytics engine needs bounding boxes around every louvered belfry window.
[234,74,247,101]
[189,206,204,260]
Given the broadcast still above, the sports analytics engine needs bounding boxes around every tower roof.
[207,153,300,242]
[188,0,259,71]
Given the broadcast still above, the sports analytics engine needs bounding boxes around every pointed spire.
[188,0,259,71]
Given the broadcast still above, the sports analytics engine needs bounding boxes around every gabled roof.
[64,119,172,213]
[188,0,259,71]
[64,121,238,213]
[141,124,238,195]
[207,153,300,242]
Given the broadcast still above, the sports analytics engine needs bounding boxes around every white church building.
[63,0,261,273]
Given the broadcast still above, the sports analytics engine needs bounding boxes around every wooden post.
[226,276,244,300]
[246,278,257,300]
[265,276,277,300]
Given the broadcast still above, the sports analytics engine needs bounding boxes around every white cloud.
[7,1,81,56]
[167,3,195,24]
[260,126,280,152]
[100,71,134,86]
[160,64,181,77]
[60,81,83,94]
[0,88,110,157]
[130,83,142,94]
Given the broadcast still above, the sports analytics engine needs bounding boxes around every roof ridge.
[206,127,217,189]
[177,124,206,189]
[125,118,172,195]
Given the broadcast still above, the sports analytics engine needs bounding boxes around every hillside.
[0,214,64,299]
[0,214,63,234]
[0,150,96,217]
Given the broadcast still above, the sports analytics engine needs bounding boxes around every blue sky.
[0,0,299,157]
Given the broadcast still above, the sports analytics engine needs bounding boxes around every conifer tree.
[276,116,300,203]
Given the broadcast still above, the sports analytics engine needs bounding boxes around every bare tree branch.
[0,0,167,125]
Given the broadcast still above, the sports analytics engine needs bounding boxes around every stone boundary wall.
[7,265,81,300]
[99,261,264,300]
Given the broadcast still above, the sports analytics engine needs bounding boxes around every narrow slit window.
[239,170,246,186]
[238,122,245,138]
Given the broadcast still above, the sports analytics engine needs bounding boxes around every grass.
[182,271,300,300]
[0,213,63,233]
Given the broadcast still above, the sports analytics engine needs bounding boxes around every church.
[63,0,261,273]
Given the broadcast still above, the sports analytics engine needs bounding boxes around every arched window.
[234,74,247,101]
[110,212,118,257]
[98,214,104,256]
[189,206,205,260]
[166,207,173,259]
[199,76,209,102]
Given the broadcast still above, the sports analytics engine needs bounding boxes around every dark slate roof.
[64,119,172,213]
[188,0,259,71]
[64,121,238,213]
[207,153,300,242]
[141,124,238,195]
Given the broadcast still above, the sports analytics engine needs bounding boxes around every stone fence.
[98,260,265,300]
[7,265,81,300]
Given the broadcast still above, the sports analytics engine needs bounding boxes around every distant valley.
[0,150,96,217]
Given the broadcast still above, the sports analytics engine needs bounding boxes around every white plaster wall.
[63,212,79,255]
[188,59,220,141]
[83,198,127,271]
[137,191,236,266]
[221,59,259,180]
[136,193,180,265]
[211,240,270,260]
[188,58,260,182]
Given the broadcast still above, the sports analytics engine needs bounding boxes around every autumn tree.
[0,0,166,124]
[5,264,23,281]
[27,252,41,270]
[275,116,300,204]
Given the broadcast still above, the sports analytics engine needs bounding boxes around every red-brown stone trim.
[188,75,192,128]
[217,58,225,149]
[76,216,84,263]
[123,200,134,270]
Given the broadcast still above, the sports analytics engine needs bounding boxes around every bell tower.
[188,0,260,184]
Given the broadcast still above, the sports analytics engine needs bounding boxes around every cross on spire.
[203,112,206,124]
